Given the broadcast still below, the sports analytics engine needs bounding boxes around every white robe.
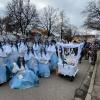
[0,49,7,58]
[18,42,27,54]
[24,52,35,61]
[33,44,40,54]
[3,44,12,55]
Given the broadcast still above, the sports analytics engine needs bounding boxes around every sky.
[0,0,91,28]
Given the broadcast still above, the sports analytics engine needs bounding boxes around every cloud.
[0,0,10,17]
[30,0,90,27]
[0,0,90,27]
[30,0,47,9]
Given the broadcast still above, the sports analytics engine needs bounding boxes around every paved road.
[0,60,90,100]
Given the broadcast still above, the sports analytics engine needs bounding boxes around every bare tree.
[6,0,39,35]
[53,10,73,40]
[58,11,70,39]
[39,6,59,37]
[83,1,100,30]
[71,25,78,36]
[0,18,5,34]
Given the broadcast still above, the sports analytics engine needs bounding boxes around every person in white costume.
[24,47,39,75]
[3,40,13,70]
[33,42,41,54]
[0,43,9,84]
[47,42,58,71]
[36,47,51,77]
[9,54,39,89]
[18,39,28,54]
[11,41,19,63]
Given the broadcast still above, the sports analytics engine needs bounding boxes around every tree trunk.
[47,30,50,37]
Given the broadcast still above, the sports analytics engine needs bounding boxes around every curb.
[73,52,99,100]
[85,59,98,100]
[73,65,93,100]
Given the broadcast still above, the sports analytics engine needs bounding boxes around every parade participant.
[58,46,64,64]
[84,42,90,60]
[2,40,12,55]
[0,44,8,84]
[40,39,47,49]
[79,41,88,63]
[36,47,51,78]
[33,41,40,54]
[73,41,78,56]
[88,48,93,64]
[18,39,28,54]
[88,42,97,65]
[24,47,39,75]
[10,41,19,63]
[3,40,13,70]
[45,40,49,50]
[9,54,39,89]
[47,42,58,71]
[63,47,70,58]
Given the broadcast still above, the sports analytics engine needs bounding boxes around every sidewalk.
[85,51,100,100]
[91,51,100,100]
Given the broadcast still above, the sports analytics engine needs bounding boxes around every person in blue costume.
[33,41,40,54]
[24,47,39,75]
[2,40,13,71]
[9,54,39,89]
[10,41,19,63]
[47,42,58,71]
[40,40,46,49]
[0,43,8,84]
[18,39,28,54]
[36,47,51,78]
[44,40,49,50]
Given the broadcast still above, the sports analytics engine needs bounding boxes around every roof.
[31,29,48,35]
